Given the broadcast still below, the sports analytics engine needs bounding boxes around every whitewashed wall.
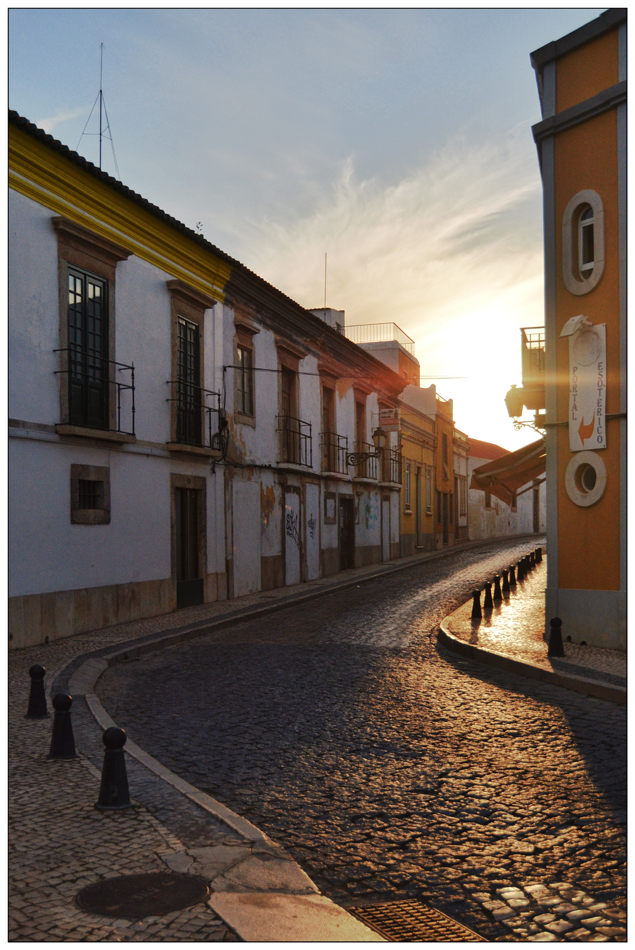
[468,455,547,540]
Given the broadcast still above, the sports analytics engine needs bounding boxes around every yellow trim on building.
[9,123,232,303]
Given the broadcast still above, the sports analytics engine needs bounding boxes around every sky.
[9,7,606,451]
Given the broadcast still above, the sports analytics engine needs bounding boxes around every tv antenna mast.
[76,43,121,179]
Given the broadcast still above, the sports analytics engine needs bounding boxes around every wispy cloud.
[36,107,87,135]
[240,127,542,335]
[238,125,544,447]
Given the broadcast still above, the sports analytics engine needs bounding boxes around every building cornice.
[531,9,626,72]
[532,79,626,144]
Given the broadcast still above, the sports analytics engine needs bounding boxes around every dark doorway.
[416,466,423,547]
[442,492,449,545]
[338,497,355,571]
[175,487,204,608]
[533,487,540,533]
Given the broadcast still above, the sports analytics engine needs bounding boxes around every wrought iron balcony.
[350,441,379,479]
[278,415,313,467]
[166,380,222,449]
[383,448,402,484]
[54,348,135,435]
[521,327,546,389]
[321,431,348,474]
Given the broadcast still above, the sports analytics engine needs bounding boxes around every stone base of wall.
[355,544,381,569]
[322,547,339,577]
[390,541,400,561]
[9,572,228,650]
[261,554,284,591]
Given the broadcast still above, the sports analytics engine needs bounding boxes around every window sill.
[235,412,256,428]
[320,470,352,482]
[56,425,136,444]
[351,475,379,486]
[403,509,413,516]
[379,481,401,490]
[277,461,314,474]
[167,443,220,459]
[71,510,110,525]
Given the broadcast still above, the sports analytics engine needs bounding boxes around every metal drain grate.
[348,898,485,942]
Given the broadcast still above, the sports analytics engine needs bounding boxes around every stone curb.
[438,622,627,706]
[62,649,384,942]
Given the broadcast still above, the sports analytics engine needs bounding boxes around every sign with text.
[569,324,606,451]
[379,408,400,432]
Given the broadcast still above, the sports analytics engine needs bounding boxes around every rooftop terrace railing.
[343,323,415,354]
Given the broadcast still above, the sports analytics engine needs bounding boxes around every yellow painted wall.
[553,51,621,591]
[556,28,619,112]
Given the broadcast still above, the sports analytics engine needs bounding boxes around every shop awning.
[470,438,546,506]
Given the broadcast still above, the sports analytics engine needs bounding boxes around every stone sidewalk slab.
[439,555,626,705]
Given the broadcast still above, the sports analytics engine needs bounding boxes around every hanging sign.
[379,408,400,432]
[569,324,606,451]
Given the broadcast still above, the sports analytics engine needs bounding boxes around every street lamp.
[347,426,387,466]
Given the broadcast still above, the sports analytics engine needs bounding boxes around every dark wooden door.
[442,492,449,545]
[338,497,355,571]
[175,487,203,608]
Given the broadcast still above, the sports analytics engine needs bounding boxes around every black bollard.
[547,617,565,657]
[48,694,78,760]
[95,727,133,810]
[493,575,502,603]
[483,581,493,611]
[529,551,536,569]
[517,559,525,581]
[471,589,482,621]
[535,546,542,564]
[508,565,516,587]
[502,569,510,594]
[25,665,49,719]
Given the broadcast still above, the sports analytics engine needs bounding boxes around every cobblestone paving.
[10,647,238,941]
[98,538,626,942]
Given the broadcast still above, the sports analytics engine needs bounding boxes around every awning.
[470,437,546,506]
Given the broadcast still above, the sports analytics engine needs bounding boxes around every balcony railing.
[54,348,135,435]
[166,380,222,449]
[351,441,379,480]
[521,327,546,388]
[343,323,415,354]
[382,449,402,484]
[278,415,312,467]
[321,431,348,474]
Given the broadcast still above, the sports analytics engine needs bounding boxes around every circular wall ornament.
[564,451,607,507]
[572,328,602,366]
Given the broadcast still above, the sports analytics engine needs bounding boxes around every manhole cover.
[76,872,209,919]
[349,898,485,942]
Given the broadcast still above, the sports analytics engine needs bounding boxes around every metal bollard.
[48,694,78,760]
[547,617,565,657]
[95,727,133,811]
[483,581,493,611]
[493,575,502,603]
[517,559,525,581]
[535,546,542,563]
[25,665,49,719]
[471,589,482,621]
[502,568,510,593]
[529,551,536,569]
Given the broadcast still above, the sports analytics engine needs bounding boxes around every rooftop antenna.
[324,252,327,309]
[76,43,121,180]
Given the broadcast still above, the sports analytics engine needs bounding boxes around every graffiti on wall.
[365,498,379,530]
[307,514,316,540]
[286,509,300,547]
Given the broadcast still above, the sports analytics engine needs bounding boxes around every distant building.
[468,439,546,541]
[529,9,626,649]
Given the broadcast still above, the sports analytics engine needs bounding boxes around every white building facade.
[9,113,405,649]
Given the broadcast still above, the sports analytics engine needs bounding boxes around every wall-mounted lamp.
[347,426,387,466]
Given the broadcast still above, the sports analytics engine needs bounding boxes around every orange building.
[530,9,626,648]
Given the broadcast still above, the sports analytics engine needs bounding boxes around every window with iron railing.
[352,441,379,480]
[278,415,312,467]
[382,449,401,484]
[321,431,348,474]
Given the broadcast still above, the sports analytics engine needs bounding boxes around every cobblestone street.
[98,537,626,941]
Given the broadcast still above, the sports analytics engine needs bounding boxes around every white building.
[9,112,405,649]
[468,438,547,540]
